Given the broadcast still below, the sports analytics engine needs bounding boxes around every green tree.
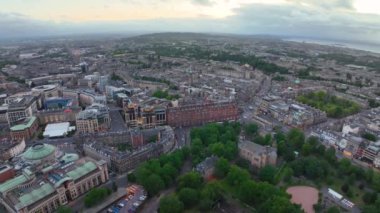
[84,188,112,207]
[209,143,225,157]
[341,183,350,194]
[338,158,352,175]
[178,188,199,207]
[198,198,214,211]
[214,158,230,178]
[301,142,312,156]
[159,195,184,213]
[282,167,294,183]
[244,123,259,138]
[324,147,337,164]
[287,128,305,150]
[238,180,257,204]
[178,172,203,190]
[57,206,73,213]
[363,192,378,205]
[259,196,303,213]
[145,174,165,196]
[259,165,277,184]
[372,173,380,191]
[226,165,250,186]
[162,163,178,179]
[362,132,378,142]
[326,206,340,213]
[201,181,223,202]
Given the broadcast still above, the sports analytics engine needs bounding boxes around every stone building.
[10,116,39,141]
[76,104,110,134]
[238,140,277,169]
[167,101,238,127]
[0,143,108,213]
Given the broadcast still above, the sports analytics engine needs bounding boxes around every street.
[109,107,127,132]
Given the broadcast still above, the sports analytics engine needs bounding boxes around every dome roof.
[23,143,56,161]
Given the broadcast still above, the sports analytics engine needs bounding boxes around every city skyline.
[1,0,380,44]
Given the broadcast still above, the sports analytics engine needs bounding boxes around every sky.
[0,0,380,44]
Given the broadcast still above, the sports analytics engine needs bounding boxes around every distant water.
[284,38,380,54]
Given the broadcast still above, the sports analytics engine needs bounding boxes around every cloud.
[226,2,380,43]
[191,0,214,6]
[0,1,379,45]
[286,0,354,10]
[0,13,54,38]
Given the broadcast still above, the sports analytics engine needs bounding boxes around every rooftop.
[10,116,37,132]
[239,140,277,155]
[0,173,30,194]
[22,143,56,161]
[43,122,70,138]
[7,96,36,109]
[66,161,97,181]
[0,143,103,211]
[76,104,109,120]
[31,84,57,92]
[15,183,55,210]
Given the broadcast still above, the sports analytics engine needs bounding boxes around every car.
[117,203,125,208]
[107,208,113,213]
[133,202,140,207]
[112,206,120,213]
[139,196,146,201]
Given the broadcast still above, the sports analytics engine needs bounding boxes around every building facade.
[10,116,39,141]
[6,96,37,126]
[238,140,277,169]
[83,126,175,173]
[124,103,167,128]
[167,101,238,127]
[0,139,26,161]
[0,165,15,183]
[36,107,81,125]
[76,104,110,134]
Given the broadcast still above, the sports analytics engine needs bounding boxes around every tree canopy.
[296,91,360,118]
[84,188,112,207]
[159,195,184,213]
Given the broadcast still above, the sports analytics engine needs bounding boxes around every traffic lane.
[109,110,127,132]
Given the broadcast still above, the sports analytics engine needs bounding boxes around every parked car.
[112,206,120,213]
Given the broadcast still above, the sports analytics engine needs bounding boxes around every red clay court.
[287,186,319,213]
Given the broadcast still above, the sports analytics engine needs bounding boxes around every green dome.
[23,143,56,161]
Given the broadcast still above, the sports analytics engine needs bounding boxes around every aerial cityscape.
[0,1,380,213]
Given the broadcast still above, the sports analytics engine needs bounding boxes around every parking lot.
[104,185,147,213]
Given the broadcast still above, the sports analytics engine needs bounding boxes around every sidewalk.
[83,188,127,213]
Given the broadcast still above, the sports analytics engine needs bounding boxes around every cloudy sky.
[1,0,380,43]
